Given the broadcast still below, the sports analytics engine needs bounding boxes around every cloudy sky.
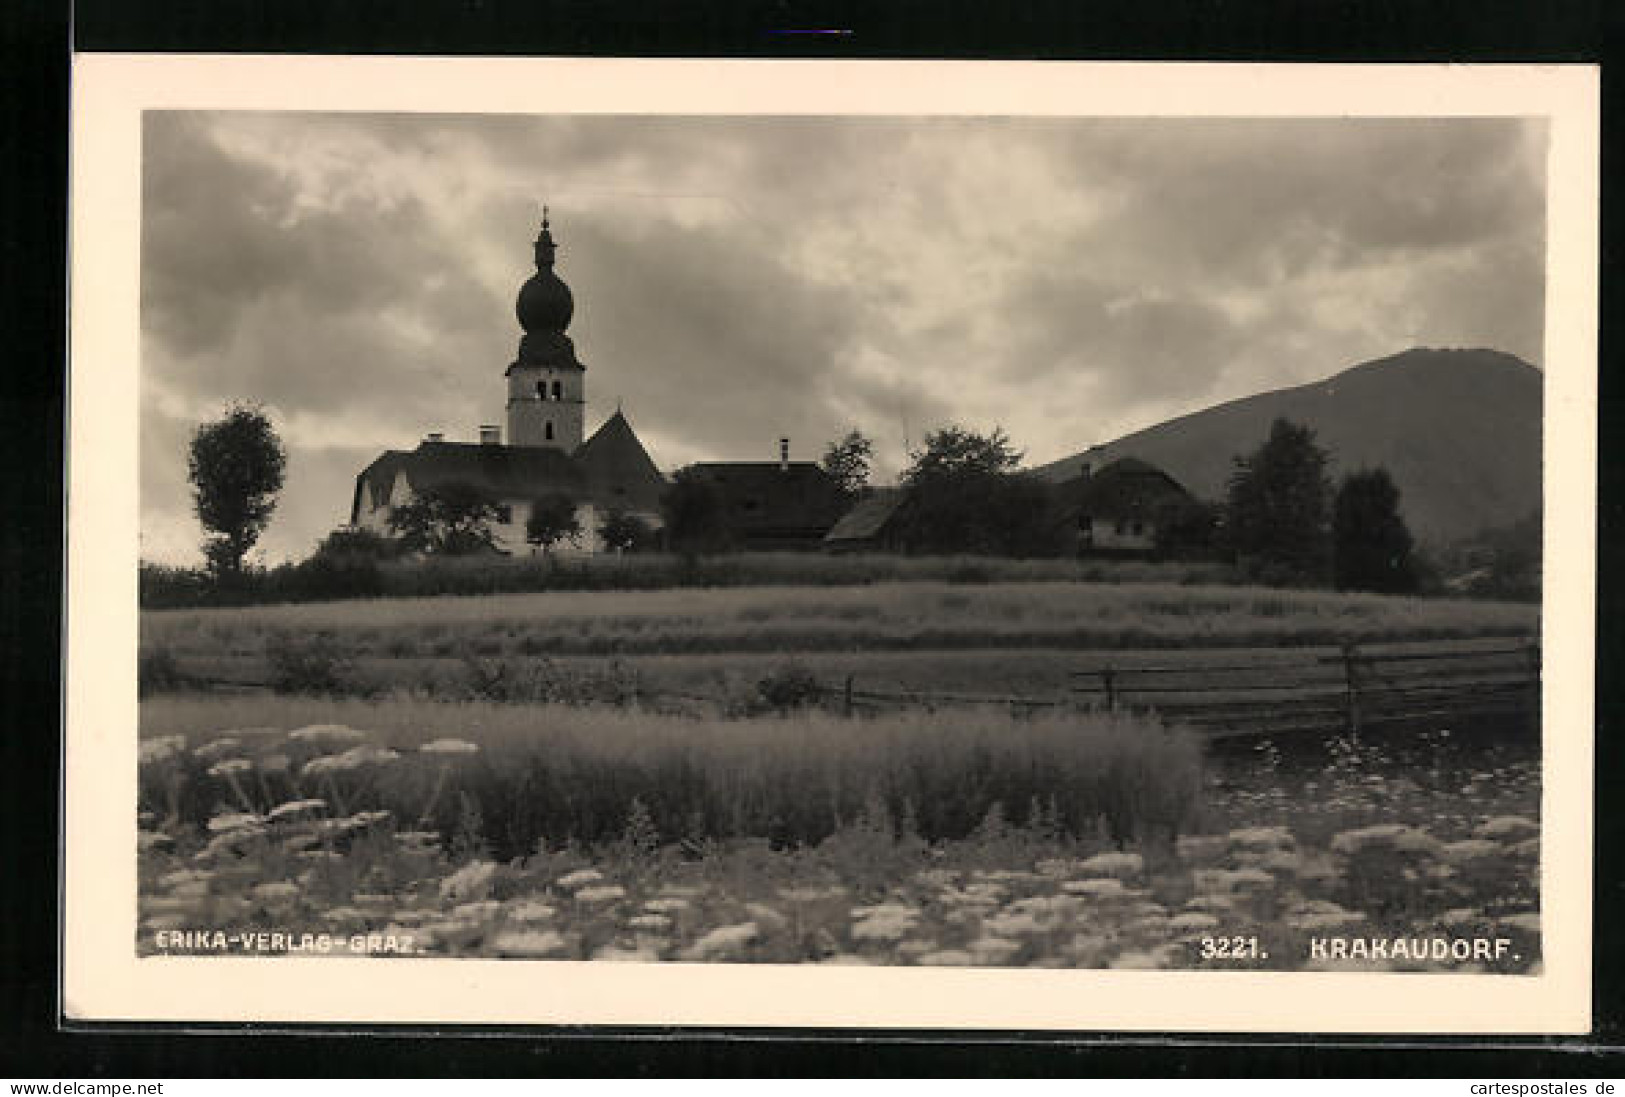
[140,112,1547,565]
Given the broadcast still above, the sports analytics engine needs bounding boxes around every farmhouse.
[349,212,666,554]
[822,487,907,552]
[1058,456,1200,555]
[686,440,852,551]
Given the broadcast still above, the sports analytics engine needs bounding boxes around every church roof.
[574,411,668,513]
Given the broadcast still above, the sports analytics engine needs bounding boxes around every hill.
[1033,347,1541,545]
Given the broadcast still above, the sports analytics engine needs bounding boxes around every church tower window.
[537,380,548,399]
[545,421,555,441]
[551,380,563,400]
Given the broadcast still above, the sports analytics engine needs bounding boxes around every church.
[349,212,669,554]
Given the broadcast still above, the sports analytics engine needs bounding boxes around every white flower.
[575,885,627,904]
[288,724,367,745]
[302,744,400,775]
[1166,912,1221,933]
[504,899,557,924]
[1062,877,1130,899]
[1475,816,1539,841]
[439,860,501,902]
[642,897,690,914]
[421,738,480,755]
[1227,826,1296,851]
[191,738,242,762]
[627,914,673,932]
[250,881,301,902]
[139,735,187,765]
[207,758,254,777]
[683,922,758,960]
[555,868,605,891]
[266,798,325,823]
[490,929,567,958]
[207,812,266,833]
[1078,851,1145,878]
[1500,911,1541,933]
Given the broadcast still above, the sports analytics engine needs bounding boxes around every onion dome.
[515,209,574,335]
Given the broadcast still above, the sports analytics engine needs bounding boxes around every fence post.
[843,674,854,718]
[1340,642,1362,741]
[1102,665,1118,712]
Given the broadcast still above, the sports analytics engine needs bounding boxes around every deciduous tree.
[187,403,287,581]
[821,429,874,497]
[525,493,583,554]
[387,481,503,556]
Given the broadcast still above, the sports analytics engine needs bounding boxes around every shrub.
[264,631,356,695]
[137,646,186,697]
[752,662,824,713]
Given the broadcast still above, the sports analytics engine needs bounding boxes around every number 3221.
[1199,936,1266,960]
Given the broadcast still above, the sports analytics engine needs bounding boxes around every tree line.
[177,404,1466,600]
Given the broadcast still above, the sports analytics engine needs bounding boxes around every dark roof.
[686,462,850,534]
[350,441,585,524]
[1059,457,1195,520]
[574,411,667,513]
[823,488,906,543]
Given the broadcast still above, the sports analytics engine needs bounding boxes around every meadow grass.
[143,579,1536,662]
[140,695,1205,856]
[141,551,1243,609]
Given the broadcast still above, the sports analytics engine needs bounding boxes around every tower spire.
[534,203,557,270]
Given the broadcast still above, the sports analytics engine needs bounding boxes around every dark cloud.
[138,112,1547,563]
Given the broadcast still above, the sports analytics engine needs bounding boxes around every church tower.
[506,209,585,450]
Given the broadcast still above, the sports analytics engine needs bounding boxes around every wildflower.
[395,830,442,848]
[490,929,568,958]
[1475,816,1539,842]
[206,812,266,833]
[683,922,758,960]
[1329,824,1441,858]
[257,754,291,773]
[420,738,480,755]
[916,949,974,966]
[745,902,788,933]
[1109,945,1179,970]
[346,809,393,830]
[1191,868,1274,894]
[207,758,253,778]
[643,897,690,914]
[575,885,627,904]
[628,914,673,932]
[966,936,1020,965]
[592,945,660,962]
[1078,852,1145,879]
[504,899,557,923]
[139,736,187,765]
[1061,877,1130,899]
[982,911,1046,937]
[450,900,505,923]
[776,886,847,903]
[288,724,367,746]
[555,868,605,891]
[268,798,327,823]
[302,744,400,776]
[250,881,301,903]
[1166,912,1221,934]
[1227,826,1295,851]
[137,830,173,853]
[191,737,243,762]
[439,860,501,902]
[850,904,920,942]
[1500,911,1541,934]
[1441,839,1501,865]
[1508,837,1541,859]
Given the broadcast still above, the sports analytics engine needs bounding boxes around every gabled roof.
[1058,456,1195,520]
[574,411,667,513]
[686,461,850,533]
[350,441,585,524]
[823,487,906,543]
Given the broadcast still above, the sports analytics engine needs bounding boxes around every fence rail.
[174,634,1539,740]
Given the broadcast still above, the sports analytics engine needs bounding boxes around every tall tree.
[821,429,874,497]
[1225,417,1333,584]
[525,493,583,554]
[661,467,734,556]
[187,403,287,581]
[387,481,503,556]
[893,426,1062,556]
[1333,467,1417,593]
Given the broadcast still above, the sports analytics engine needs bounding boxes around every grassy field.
[144,580,1537,662]
[137,696,1541,970]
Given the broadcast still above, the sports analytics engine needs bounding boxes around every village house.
[1057,456,1201,555]
[686,439,852,551]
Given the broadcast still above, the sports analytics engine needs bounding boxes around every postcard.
[64,55,1597,1031]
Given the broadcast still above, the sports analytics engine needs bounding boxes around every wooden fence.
[1065,637,1539,739]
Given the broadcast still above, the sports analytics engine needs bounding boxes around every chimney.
[479,424,501,446]
[779,437,790,471]
[425,431,444,444]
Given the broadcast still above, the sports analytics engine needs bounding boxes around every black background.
[3,0,1620,1077]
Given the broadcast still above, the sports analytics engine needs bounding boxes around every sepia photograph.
[64,57,1598,1030]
